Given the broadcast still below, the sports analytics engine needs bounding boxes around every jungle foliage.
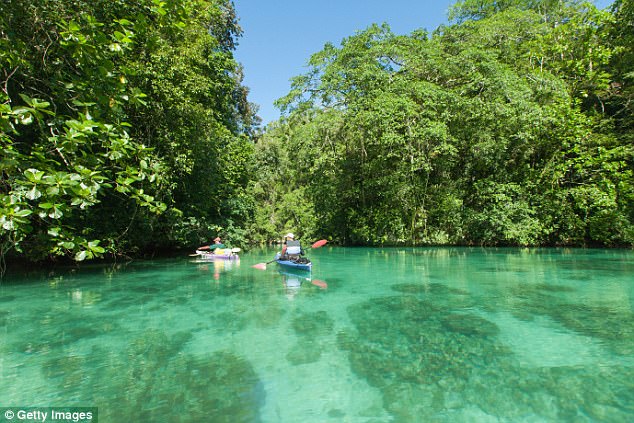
[1,0,257,269]
[251,0,633,247]
[1,1,632,271]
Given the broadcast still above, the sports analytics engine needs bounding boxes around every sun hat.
[285,233,294,239]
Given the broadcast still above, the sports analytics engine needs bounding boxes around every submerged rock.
[286,310,335,366]
[41,330,264,422]
[338,294,634,421]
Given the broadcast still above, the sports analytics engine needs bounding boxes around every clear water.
[1,247,633,422]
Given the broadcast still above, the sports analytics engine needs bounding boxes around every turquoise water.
[1,247,633,422]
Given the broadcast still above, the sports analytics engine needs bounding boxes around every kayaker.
[280,233,304,261]
[198,237,225,251]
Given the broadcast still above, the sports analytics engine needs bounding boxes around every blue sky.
[233,0,614,126]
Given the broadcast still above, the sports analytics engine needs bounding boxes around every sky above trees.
[234,0,614,125]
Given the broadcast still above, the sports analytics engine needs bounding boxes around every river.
[1,247,633,422]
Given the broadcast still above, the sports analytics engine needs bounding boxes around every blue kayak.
[274,253,312,271]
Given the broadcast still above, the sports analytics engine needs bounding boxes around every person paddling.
[280,233,304,261]
[252,237,327,270]
[198,237,225,251]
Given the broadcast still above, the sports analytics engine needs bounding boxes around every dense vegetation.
[1,0,257,271]
[251,0,633,247]
[1,0,632,271]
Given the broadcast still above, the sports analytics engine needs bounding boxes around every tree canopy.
[252,0,633,247]
[1,0,257,271]
[1,0,632,273]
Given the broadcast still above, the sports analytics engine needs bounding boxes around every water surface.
[1,248,633,422]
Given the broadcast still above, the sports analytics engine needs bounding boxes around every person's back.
[285,240,302,255]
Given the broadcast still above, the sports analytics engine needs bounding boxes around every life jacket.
[286,240,302,255]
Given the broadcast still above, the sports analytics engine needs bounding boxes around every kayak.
[274,253,312,271]
[195,248,240,260]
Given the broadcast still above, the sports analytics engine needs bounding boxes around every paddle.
[252,239,328,270]
[311,279,328,289]
[311,239,328,248]
[252,259,276,270]
[197,243,233,251]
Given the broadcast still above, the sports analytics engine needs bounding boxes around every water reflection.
[277,269,328,300]
[281,271,302,300]
[193,256,240,280]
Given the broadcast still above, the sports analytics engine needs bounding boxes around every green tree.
[1,0,166,270]
[0,0,257,272]
[258,1,632,248]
